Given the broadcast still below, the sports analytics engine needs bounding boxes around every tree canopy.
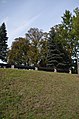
[5,7,79,73]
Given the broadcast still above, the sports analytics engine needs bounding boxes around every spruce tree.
[56,43,70,70]
[0,23,8,62]
[47,27,69,71]
[47,27,63,68]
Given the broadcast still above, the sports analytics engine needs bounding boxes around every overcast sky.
[0,0,79,47]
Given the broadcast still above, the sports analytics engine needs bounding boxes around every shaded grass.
[0,68,79,119]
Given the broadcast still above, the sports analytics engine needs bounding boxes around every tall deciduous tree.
[0,23,8,62]
[38,32,48,67]
[8,37,29,65]
[61,10,73,63]
[26,28,48,66]
[61,8,79,72]
[72,7,79,73]
[8,28,48,66]
[72,8,79,45]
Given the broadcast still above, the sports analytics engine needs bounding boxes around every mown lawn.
[0,68,79,119]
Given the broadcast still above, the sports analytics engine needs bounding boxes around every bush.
[14,65,35,70]
[38,67,54,72]
[57,68,69,73]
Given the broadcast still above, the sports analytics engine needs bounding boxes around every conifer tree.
[47,27,63,68]
[0,23,8,62]
[47,27,69,71]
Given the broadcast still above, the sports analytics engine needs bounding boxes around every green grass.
[0,68,79,119]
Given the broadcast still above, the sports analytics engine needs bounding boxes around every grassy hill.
[0,68,79,119]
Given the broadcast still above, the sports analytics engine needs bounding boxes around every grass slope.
[0,69,79,119]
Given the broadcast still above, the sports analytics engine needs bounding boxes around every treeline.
[0,7,79,73]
